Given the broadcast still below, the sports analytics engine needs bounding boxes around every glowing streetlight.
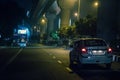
[41,19,45,23]
[93,1,99,18]
[94,2,99,7]
[74,12,78,17]
[78,0,80,19]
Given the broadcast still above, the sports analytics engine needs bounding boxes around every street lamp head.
[41,19,45,23]
[94,2,99,7]
[74,12,78,17]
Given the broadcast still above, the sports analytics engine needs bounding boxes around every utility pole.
[77,0,80,21]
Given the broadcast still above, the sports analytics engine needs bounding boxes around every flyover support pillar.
[45,1,60,40]
[46,13,56,39]
[58,0,76,28]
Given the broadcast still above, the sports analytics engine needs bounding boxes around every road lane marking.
[49,54,52,55]
[44,49,73,73]
[53,56,56,59]
[57,60,62,64]
[7,48,23,64]
[66,67,73,73]
[0,48,23,72]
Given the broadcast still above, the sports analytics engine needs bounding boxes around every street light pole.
[77,0,80,21]
[93,1,99,18]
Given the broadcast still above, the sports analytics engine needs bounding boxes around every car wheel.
[77,56,83,69]
[69,52,76,68]
[106,63,111,69]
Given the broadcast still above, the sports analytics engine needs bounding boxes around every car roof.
[71,38,107,45]
[73,38,108,46]
[74,38,105,42]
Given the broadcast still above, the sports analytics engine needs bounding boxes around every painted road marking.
[53,56,56,59]
[49,53,52,55]
[0,48,23,72]
[66,67,73,73]
[45,49,73,73]
[57,60,62,64]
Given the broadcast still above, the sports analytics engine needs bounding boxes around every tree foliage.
[58,26,76,39]
[75,15,97,37]
[58,15,97,39]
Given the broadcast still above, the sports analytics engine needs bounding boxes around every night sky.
[0,0,33,10]
[0,0,33,37]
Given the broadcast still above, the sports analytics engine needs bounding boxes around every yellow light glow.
[41,19,45,23]
[74,12,78,17]
[94,2,98,7]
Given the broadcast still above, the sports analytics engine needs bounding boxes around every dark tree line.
[58,15,97,39]
[75,15,97,37]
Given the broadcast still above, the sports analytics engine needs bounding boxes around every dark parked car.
[110,39,120,55]
[18,38,27,47]
[69,38,113,69]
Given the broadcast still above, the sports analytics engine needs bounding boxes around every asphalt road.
[0,46,120,80]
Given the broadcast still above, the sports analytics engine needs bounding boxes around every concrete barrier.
[113,55,120,62]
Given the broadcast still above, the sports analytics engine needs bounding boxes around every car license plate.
[92,50,105,55]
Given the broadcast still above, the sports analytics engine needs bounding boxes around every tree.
[58,15,97,39]
[75,15,97,37]
[58,25,76,39]
[58,26,68,38]
[66,26,76,38]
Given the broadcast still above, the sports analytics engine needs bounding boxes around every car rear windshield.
[84,40,107,46]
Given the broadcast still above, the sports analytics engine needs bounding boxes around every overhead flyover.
[31,0,56,23]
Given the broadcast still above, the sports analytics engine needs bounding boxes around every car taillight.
[81,48,87,54]
[107,48,112,53]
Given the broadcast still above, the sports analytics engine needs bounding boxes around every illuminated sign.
[18,30,27,34]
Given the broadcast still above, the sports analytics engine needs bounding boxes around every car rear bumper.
[79,56,113,64]
[18,43,26,47]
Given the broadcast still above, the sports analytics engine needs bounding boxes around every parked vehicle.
[18,38,27,47]
[110,39,120,55]
[69,38,113,69]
